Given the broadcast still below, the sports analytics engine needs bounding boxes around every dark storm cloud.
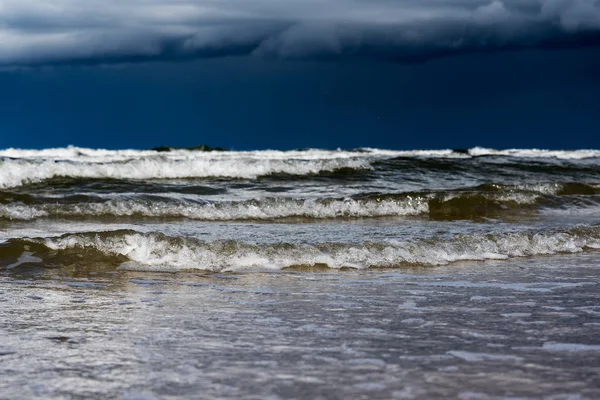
[0,0,599,65]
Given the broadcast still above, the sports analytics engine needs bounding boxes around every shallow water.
[2,253,600,399]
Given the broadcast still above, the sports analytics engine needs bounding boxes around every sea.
[1,146,599,399]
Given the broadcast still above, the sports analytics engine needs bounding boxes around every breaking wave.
[0,194,428,221]
[0,156,374,188]
[2,146,600,160]
[2,146,600,189]
[467,147,600,160]
[2,225,600,272]
[0,182,598,222]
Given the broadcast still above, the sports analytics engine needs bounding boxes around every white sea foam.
[0,146,459,161]
[2,146,599,188]
[0,146,471,188]
[3,183,592,222]
[447,351,523,362]
[468,147,600,159]
[441,190,541,205]
[25,225,600,272]
[0,196,430,220]
[5,252,43,269]
[541,342,600,352]
[0,187,550,221]
[2,145,599,161]
[0,156,372,188]
[0,204,47,220]
[0,146,160,160]
[4,179,599,222]
[515,342,600,352]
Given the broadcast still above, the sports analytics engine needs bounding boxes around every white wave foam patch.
[4,184,593,222]
[441,190,541,205]
[33,226,600,272]
[0,188,576,222]
[0,146,159,160]
[540,205,600,217]
[0,156,372,188]
[541,342,600,352]
[0,146,461,161]
[0,196,429,221]
[4,252,43,269]
[3,146,600,162]
[0,204,48,220]
[469,147,600,160]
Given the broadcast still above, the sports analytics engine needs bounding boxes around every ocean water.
[1,146,600,399]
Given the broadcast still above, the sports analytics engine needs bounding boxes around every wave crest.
[1,182,599,222]
[0,156,373,188]
[2,225,600,272]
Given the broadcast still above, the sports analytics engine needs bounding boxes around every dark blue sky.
[0,46,599,150]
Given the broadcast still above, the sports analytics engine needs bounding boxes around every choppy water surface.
[1,146,600,398]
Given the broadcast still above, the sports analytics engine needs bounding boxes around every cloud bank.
[0,0,599,65]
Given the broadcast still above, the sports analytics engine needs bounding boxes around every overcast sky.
[0,1,599,149]
[1,0,599,65]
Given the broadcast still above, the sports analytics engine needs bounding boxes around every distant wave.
[0,146,455,161]
[0,155,373,188]
[2,145,600,160]
[1,183,599,222]
[2,225,599,272]
[466,147,600,160]
[2,146,600,189]
[0,146,455,188]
